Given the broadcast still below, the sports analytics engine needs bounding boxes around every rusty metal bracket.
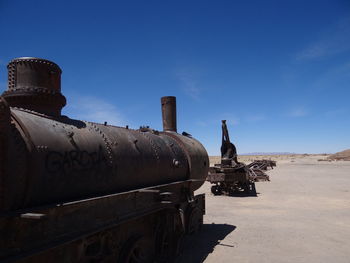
[20,213,46,220]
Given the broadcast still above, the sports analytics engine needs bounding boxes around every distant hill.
[240,152,296,156]
[328,149,350,161]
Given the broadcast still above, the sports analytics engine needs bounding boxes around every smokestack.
[161,96,177,132]
[2,57,66,116]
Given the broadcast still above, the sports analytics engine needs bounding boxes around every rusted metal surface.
[207,120,273,196]
[0,57,209,262]
[247,159,277,170]
[0,96,208,210]
[162,131,209,191]
[1,107,208,209]
[2,57,66,116]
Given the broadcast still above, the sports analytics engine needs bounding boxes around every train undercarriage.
[0,181,205,263]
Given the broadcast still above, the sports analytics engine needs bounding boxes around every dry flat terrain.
[177,155,350,263]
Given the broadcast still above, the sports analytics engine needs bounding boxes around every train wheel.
[211,185,222,195]
[251,182,257,196]
[186,207,203,234]
[154,210,184,262]
[228,187,236,196]
[243,182,257,196]
[243,183,250,193]
[119,235,155,263]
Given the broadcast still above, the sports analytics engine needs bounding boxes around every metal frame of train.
[0,57,209,262]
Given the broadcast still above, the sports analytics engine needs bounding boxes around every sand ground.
[177,155,350,263]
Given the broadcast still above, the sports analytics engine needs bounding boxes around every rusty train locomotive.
[0,57,209,262]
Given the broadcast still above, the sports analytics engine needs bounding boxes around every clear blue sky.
[0,0,349,155]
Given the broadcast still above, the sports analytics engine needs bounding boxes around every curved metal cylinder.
[0,107,208,211]
[2,57,66,116]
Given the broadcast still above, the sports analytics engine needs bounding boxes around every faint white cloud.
[195,113,240,128]
[63,94,127,126]
[226,118,240,125]
[195,120,209,127]
[325,61,350,76]
[175,68,201,100]
[311,61,350,90]
[295,17,350,61]
[325,108,347,118]
[296,44,329,61]
[245,114,266,122]
[289,107,308,117]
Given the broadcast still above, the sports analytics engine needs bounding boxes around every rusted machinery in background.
[246,159,276,171]
[0,57,209,262]
[207,120,273,196]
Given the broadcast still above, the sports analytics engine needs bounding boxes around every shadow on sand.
[176,223,236,263]
[228,191,259,198]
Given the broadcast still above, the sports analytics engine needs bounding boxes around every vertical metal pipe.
[161,96,177,132]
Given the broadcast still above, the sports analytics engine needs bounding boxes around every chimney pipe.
[2,57,66,116]
[161,96,177,132]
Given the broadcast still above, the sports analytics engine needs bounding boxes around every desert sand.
[177,154,350,263]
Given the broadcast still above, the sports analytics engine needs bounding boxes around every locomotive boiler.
[0,57,209,262]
